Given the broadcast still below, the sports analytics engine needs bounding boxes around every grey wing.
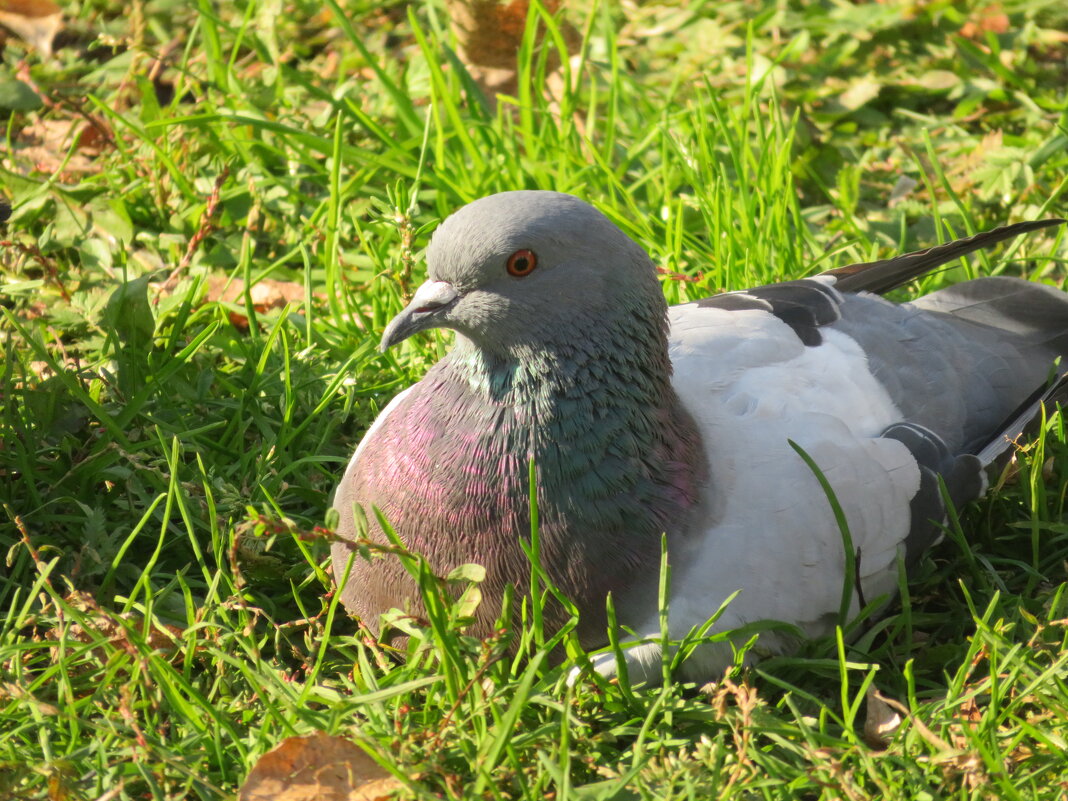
[829,277,1068,563]
[688,267,1068,569]
[835,278,1068,453]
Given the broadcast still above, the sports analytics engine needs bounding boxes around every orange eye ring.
[506,249,537,277]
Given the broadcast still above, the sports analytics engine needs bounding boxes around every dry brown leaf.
[958,696,982,724]
[7,118,104,178]
[0,0,62,56]
[448,0,530,71]
[443,0,579,105]
[949,696,982,750]
[239,732,403,801]
[26,118,105,154]
[960,4,1009,40]
[862,685,902,748]
[205,276,308,330]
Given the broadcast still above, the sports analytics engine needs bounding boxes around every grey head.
[381,191,663,355]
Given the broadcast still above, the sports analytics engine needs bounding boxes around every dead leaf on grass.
[960,3,1009,40]
[443,0,579,106]
[6,118,105,178]
[0,0,62,57]
[239,732,403,801]
[204,276,309,330]
[948,696,982,750]
[868,690,987,787]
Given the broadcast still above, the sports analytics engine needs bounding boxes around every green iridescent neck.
[443,301,675,417]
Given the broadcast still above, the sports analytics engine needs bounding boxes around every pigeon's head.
[380,191,661,354]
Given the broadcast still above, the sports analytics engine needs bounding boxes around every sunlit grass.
[2,0,1068,798]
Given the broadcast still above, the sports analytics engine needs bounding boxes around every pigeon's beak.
[379,280,459,351]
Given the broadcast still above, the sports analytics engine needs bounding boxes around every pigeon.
[331,190,1067,684]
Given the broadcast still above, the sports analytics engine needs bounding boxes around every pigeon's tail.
[976,372,1068,477]
[824,218,1065,295]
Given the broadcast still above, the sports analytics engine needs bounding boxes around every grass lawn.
[3,0,1068,798]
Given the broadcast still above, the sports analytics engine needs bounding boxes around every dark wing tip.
[822,217,1066,295]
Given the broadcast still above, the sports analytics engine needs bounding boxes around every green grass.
[2,0,1068,798]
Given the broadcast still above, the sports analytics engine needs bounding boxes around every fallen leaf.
[204,276,308,330]
[239,732,403,801]
[862,685,902,748]
[6,118,105,178]
[0,0,62,57]
[446,0,530,72]
[958,697,982,724]
[949,696,982,750]
[960,4,1009,39]
[443,0,580,106]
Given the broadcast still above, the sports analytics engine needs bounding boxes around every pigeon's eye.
[506,249,538,277]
